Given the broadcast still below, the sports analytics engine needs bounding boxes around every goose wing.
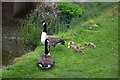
[46,35,64,46]
[46,55,55,66]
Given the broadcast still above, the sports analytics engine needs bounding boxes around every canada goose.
[68,41,75,49]
[84,42,96,47]
[68,45,84,54]
[41,21,65,50]
[37,39,55,69]
[68,41,84,54]
[68,41,84,49]
[76,44,84,49]
[68,45,76,49]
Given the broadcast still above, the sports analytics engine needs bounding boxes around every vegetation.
[1,4,118,78]
[56,2,85,24]
[20,2,85,47]
[21,3,60,47]
[20,2,116,48]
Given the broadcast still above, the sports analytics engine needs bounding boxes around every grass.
[1,5,118,78]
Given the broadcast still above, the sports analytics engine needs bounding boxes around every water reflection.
[2,25,32,68]
[1,2,37,68]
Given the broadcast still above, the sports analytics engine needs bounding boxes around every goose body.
[84,42,96,47]
[41,22,65,48]
[68,41,84,54]
[46,35,65,47]
[37,54,55,68]
[76,44,84,49]
[37,39,55,69]
[68,45,84,54]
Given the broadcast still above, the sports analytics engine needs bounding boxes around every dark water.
[1,22,32,68]
[1,2,37,68]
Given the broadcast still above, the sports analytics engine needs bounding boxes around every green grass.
[1,5,118,78]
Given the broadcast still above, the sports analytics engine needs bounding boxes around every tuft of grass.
[0,69,2,79]
[1,5,118,78]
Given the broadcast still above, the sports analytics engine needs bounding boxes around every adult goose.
[41,21,65,50]
[37,39,55,69]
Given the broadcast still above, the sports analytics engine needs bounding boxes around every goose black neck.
[43,24,47,33]
[45,40,49,55]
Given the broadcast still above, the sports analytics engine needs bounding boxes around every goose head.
[41,21,47,33]
[68,41,74,45]
[41,21,46,26]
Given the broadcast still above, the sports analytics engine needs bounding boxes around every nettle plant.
[56,2,85,25]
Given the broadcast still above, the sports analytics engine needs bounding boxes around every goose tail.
[60,39,65,45]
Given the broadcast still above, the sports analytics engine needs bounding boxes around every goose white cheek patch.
[41,32,47,44]
[42,22,45,25]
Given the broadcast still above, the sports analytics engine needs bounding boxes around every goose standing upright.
[41,21,65,50]
[37,39,55,69]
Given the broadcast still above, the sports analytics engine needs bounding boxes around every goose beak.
[41,22,46,25]
[41,22,44,24]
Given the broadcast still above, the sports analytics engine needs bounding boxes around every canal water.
[1,19,33,68]
[1,2,38,68]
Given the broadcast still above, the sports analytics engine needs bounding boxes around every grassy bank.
[1,5,118,78]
